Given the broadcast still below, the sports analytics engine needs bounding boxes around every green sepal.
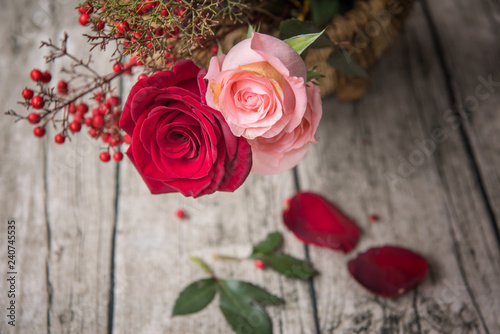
[284,30,327,55]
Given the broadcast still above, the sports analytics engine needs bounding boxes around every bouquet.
[5,1,429,333]
[6,0,388,197]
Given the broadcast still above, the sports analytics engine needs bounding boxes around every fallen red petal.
[348,245,428,297]
[282,192,360,252]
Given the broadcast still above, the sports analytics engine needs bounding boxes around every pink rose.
[205,32,308,140]
[120,60,252,198]
[249,83,322,175]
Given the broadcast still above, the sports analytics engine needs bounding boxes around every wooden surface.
[0,1,499,333]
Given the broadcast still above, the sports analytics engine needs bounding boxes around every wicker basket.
[306,0,413,100]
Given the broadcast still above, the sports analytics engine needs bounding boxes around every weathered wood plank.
[41,2,119,333]
[112,76,318,333]
[0,1,56,333]
[0,1,119,333]
[296,3,500,333]
[422,0,500,240]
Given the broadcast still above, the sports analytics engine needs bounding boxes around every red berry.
[99,151,111,162]
[27,112,41,124]
[73,113,84,123]
[79,13,90,26]
[30,69,42,81]
[92,115,105,128]
[76,102,89,114]
[116,21,130,33]
[54,133,65,144]
[57,80,68,94]
[113,63,123,73]
[99,104,108,115]
[96,20,105,30]
[84,117,93,127]
[123,66,132,75]
[78,5,93,14]
[113,151,124,161]
[175,209,186,219]
[22,88,34,100]
[88,128,98,137]
[69,121,82,132]
[254,259,266,269]
[33,126,45,137]
[68,103,77,114]
[31,95,45,109]
[110,136,120,146]
[369,214,379,223]
[137,74,148,81]
[101,132,111,143]
[107,96,120,107]
[210,45,219,55]
[41,71,51,84]
[94,91,103,102]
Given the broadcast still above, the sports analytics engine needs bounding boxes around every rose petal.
[348,246,428,297]
[283,192,360,252]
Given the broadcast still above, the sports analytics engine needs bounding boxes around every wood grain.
[0,2,50,332]
[296,2,500,333]
[422,0,500,241]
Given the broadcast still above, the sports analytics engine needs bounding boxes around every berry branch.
[5,33,140,162]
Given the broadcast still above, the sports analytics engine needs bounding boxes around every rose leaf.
[258,253,318,279]
[218,280,283,334]
[172,278,217,316]
[249,231,283,258]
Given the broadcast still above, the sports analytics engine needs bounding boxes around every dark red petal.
[348,246,428,297]
[283,192,360,252]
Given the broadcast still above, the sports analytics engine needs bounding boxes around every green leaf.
[326,50,368,77]
[279,19,332,48]
[172,278,217,316]
[223,280,284,306]
[284,30,327,55]
[218,280,282,334]
[311,0,342,29]
[258,253,318,279]
[250,232,283,257]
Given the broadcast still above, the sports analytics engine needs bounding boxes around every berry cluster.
[77,0,253,69]
[18,67,129,162]
[6,34,144,163]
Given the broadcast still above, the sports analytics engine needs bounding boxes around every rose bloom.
[205,32,322,174]
[205,32,308,141]
[249,83,322,175]
[120,60,252,198]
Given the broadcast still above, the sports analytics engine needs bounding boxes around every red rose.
[120,60,252,197]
